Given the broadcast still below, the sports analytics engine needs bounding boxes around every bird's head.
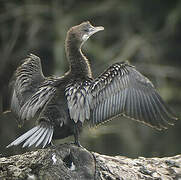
[67,21,104,48]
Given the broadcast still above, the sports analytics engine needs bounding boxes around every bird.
[6,21,177,148]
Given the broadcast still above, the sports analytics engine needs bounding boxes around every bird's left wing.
[87,62,177,129]
[65,80,92,123]
[65,62,177,129]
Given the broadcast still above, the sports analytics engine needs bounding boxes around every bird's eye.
[84,28,89,32]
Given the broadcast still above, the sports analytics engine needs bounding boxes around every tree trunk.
[0,144,181,180]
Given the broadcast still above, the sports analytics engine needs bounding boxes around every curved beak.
[89,26,104,36]
[81,25,104,43]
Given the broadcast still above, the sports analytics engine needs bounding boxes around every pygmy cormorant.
[7,21,177,148]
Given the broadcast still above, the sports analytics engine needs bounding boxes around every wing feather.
[19,86,56,121]
[7,54,58,148]
[10,54,57,124]
[65,62,177,129]
[66,81,92,123]
[88,62,177,129]
[11,54,45,117]
[131,89,138,120]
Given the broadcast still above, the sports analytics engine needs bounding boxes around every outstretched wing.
[11,54,57,122]
[8,84,57,148]
[7,54,57,148]
[88,62,177,129]
[11,54,45,120]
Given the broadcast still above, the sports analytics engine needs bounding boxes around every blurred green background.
[0,0,180,158]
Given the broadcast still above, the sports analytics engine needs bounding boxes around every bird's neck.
[65,39,92,79]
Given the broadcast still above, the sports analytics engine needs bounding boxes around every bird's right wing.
[18,85,57,121]
[87,62,177,129]
[11,54,56,123]
[11,54,45,116]
[7,54,57,148]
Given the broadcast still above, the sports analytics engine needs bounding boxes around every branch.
[0,144,181,180]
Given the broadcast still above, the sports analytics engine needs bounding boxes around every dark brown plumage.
[7,21,177,148]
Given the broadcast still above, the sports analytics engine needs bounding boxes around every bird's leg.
[74,133,81,147]
[73,124,81,147]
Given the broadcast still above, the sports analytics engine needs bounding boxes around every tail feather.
[27,128,45,147]
[22,127,46,148]
[7,124,54,148]
[48,128,54,144]
[35,128,49,147]
[6,126,39,148]
[42,128,54,148]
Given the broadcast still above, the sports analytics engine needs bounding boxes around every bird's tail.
[6,123,54,148]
